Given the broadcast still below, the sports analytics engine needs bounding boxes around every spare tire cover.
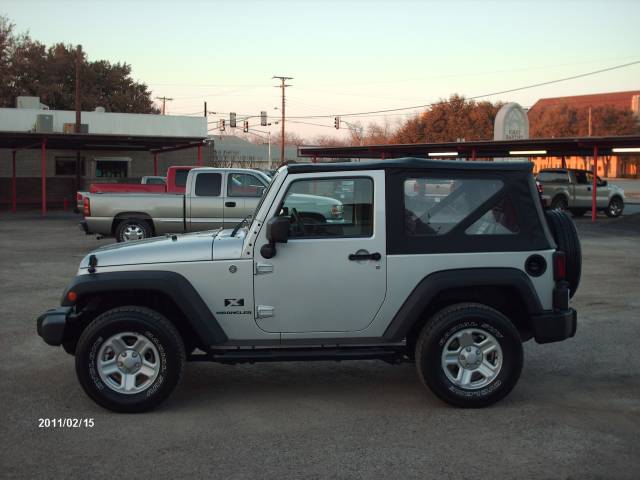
[545,209,582,298]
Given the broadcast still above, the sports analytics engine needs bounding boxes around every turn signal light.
[83,197,90,217]
[553,251,566,281]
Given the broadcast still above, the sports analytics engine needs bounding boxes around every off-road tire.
[605,197,624,218]
[75,306,185,413]
[415,303,523,408]
[115,219,152,242]
[545,209,581,298]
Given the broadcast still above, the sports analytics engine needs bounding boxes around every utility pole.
[273,76,293,164]
[156,96,173,115]
[204,101,207,117]
[74,45,82,193]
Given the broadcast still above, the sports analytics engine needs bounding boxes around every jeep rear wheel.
[75,306,185,413]
[415,303,523,408]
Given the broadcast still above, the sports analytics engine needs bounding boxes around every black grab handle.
[348,252,381,261]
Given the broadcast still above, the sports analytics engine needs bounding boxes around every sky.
[3,0,640,141]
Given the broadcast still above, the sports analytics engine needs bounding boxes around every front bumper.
[531,308,577,344]
[37,307,72,346]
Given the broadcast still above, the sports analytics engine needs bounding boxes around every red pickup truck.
[76,166,195,212]
[89,166,194,194]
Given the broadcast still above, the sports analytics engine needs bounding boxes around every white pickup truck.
[80,167,345,242]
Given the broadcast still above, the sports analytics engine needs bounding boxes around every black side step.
[187,346,409,365]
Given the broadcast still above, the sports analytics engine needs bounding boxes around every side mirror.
[598,180,608,187]
[256,185,266,196]
[261,216,289,259]
[266,216,289,243]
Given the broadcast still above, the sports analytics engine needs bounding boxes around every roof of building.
[529,90,640,112]
[0,131,207,152]
[298,135,640,159]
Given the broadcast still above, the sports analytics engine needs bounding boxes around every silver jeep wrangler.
[37,159,580,412]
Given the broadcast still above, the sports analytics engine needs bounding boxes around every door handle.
[225,201,236,207]
[348,252,381,261]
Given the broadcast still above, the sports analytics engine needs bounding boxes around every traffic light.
[230,112,237,128]
[260,111,267,126]
[243,121,249,133]
[219,119,225,131]
[334,117,340,129]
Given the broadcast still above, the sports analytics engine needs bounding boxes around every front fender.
[62,271,227,345]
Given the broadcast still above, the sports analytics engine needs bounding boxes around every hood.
[79,229,223,270]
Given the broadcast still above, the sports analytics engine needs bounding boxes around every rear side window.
[404,178,503,236]
[195,173,222,196]
[538,171,568,183]
[465,196,520,235]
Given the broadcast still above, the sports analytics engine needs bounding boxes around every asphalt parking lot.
[1,210,639,479]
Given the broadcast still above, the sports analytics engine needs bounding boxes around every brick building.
[528,90,640,177]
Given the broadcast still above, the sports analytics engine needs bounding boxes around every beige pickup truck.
[80,167,345,242]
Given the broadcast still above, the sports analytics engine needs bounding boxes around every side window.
[465,196,520,235]
[404,177,503,236]
[574,171,588,184]
[279,177,373,238]
[194,173,222,197]
[538,171,568,183]
[228,173,265,197]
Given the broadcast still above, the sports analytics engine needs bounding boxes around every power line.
[283,60,640,119]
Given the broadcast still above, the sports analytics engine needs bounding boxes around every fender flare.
[382,268,543,342]
[111,213,155,235]
[61,271,227,345]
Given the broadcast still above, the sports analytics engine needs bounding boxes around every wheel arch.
[111,212,155,236]
[383,268,542,347]
[61,271,227,353]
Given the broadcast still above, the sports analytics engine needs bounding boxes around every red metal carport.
[1,132,207,216]
[298,135,640,223]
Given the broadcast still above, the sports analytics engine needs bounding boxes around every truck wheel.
[545,209,582,298]
[75,306,185,413]
[605,197,624,218]
[550,196,568,212]
[415,303,523,408]
[116,219,152,242]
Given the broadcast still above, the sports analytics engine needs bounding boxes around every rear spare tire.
[545,209,581,298]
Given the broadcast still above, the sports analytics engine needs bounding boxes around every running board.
[187,346,410,364]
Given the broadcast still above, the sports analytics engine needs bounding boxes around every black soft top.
[287,158,533,174]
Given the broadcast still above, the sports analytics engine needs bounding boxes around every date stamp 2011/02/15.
[38,418,94,428]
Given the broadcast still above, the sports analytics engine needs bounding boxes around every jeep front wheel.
[415,303,523,408]
[75,306,185,413]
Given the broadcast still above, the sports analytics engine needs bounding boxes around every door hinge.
[256,305,274,318]
[255,263,274,275]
